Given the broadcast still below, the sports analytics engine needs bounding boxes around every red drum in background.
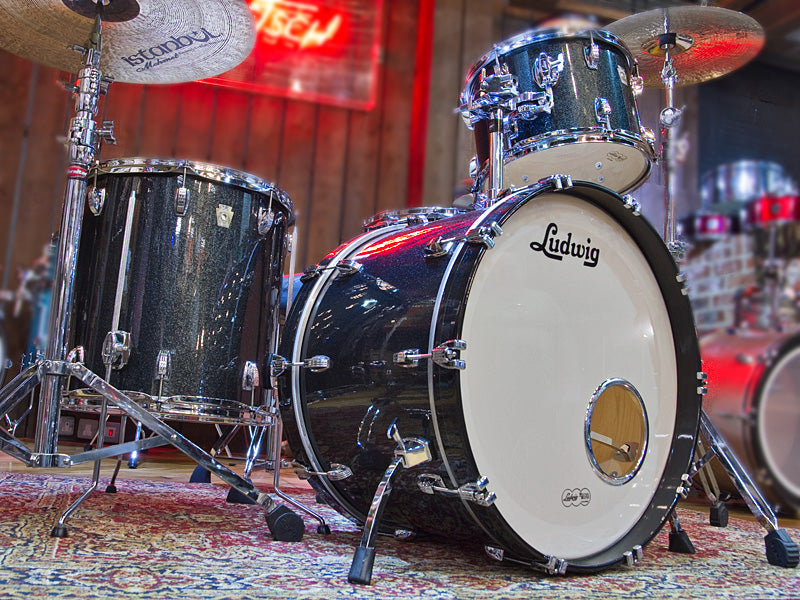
[746,195,800,229]
[701,328,800,515]
[679,211,740,242]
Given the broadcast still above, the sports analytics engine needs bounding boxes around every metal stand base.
[687,409,799,568]
[0,359,307,542]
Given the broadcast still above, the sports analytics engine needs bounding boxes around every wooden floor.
[1,441,798,531]
[0,440,310,488]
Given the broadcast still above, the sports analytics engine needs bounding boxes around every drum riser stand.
[0,16,311,542]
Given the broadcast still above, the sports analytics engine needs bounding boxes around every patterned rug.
[0,472,798,600]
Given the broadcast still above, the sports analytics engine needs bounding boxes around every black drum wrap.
[68,158,292,423]
[279,180,702,572]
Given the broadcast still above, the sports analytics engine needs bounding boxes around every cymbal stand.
[651,19,798,568]
[0,16,309,543]
[34,15,113,462]
[657,37,686,260]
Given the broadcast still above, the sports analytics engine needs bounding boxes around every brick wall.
[681,223,800,335]
[681,235,757,334]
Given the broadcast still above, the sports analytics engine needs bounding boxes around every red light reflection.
[355,219,468,260]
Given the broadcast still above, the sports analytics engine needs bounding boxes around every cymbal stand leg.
[693,439,729,527]
[214,423,235,459]
[269,396,329,533]
[127,419,143,468]
[696,410,799,567]
[34,15,114,465]
[242,424,264,478]
[105,414,131,492]
[52,389,110,537]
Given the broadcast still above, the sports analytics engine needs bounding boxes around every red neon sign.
[205,0,383,110]
[249,0,344,51]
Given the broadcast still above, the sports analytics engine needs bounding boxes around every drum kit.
[0,0,797,588]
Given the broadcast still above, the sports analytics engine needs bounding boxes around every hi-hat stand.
[0,16,322,542]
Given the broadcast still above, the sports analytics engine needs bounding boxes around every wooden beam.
[504,0,631,24]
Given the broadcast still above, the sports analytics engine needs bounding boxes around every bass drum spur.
[278,180,702,573]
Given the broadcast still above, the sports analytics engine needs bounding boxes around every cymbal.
[0,0,255,84]
[605,6,764,87]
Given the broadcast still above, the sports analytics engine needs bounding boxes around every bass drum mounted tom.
[460,28,655,195]
[278,180,702,572]
[701,328,800,515]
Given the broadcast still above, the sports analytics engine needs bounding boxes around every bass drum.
[701,329,800,515]
[278,181,702,572]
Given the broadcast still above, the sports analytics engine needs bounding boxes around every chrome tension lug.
[268,354,288,378]
[87,186,106,215]
[465,221,503,249]
[417,473,496,507]
[544,556,568,575]
[622,194,641,213]
[241,361,260,391]
[485,546,505,561]
[541,174,573,190]
[393,348,422,368]
[300,266,321,282]
[393,340,466,370]
[431,339,467,370]
[268,354,331,378]
[584,34,599,70]
[294,462,352,481]
[335,259,363,277]
[66,346,85,364]
[102,330,131,370]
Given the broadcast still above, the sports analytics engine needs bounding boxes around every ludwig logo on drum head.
[561,488,591,507]
[530,222,600,268]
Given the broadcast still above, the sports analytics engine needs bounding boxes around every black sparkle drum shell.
[279,181,701,572]
[461,29,654,194]
[69,158,292,422]
[701,329,800,515]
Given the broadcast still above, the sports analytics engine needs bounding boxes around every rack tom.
[460,28,655,195]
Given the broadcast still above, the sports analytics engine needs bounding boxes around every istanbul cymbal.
[0,0,255,84]
[606,6,764,87]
